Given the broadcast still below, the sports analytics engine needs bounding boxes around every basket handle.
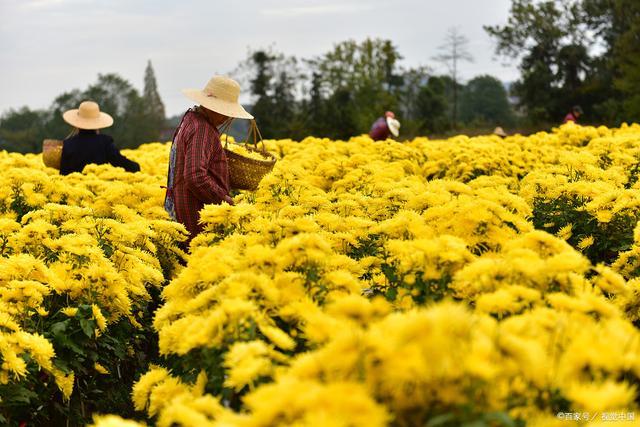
[247,120,267,154]
[220,118,234,147]
[223,119,266,154]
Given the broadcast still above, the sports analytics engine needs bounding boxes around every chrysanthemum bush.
[131,124,640,427]
[0,153,186,425]
[6,123,640,426]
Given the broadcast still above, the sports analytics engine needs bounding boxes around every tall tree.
[485,0,599,124]
[0,107,49,153]
[143,60,166,140]
[415,76,450,134]
[46,74,157,149]
[305,71,327,136]
[609,0,640,121]
[241,49,302,139]
[312,38,403,133]
[433,27,474,129]
[459,75,515,127]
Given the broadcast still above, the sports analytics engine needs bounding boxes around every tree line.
[1,0,639,152]
[0,61,166,153]
[0,37,514,154]
[237,36,514,141]
[485,0,640,125]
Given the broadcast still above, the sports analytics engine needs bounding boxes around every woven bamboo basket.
[223,120,276,191]
[42,139,63,170]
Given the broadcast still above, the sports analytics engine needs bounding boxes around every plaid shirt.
[165,109,231,243]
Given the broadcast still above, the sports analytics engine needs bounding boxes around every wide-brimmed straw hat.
[493,126,507,137]
[386,117,400,137]
[63,101,114,130]
[183,76,253,120]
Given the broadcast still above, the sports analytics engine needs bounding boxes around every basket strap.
[246,120,267,154]
[252,120,267,154]
[220,118,234,147]
[223,119,266,155]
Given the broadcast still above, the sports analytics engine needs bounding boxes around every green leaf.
[54,332,86,356]
[0,384,38,404]
[426,413,456,427]
[50,319,70,336]
[485,412,519,427]
[385,286,398,301]
[79,318,94,338]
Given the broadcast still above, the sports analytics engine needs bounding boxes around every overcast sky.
[0,0,518,117]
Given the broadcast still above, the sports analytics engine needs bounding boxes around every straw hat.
[183,76,253,120]
[63,101,114,130]
[387,117,400,137]
[493,127,507,137]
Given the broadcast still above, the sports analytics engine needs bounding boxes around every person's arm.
[105,137,140,172]
[183,122,230,204]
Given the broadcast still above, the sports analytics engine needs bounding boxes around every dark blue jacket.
[59,129,140,175]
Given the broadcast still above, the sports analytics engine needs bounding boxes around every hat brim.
[386,117,400,137]
[182,89,254,120]
[63,109,114,130]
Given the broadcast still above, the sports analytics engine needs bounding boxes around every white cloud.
[21,0,89,10]
[260,3,373,17]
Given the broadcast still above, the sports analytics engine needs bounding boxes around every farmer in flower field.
[493,127,508,138]
[369,111,401,141]
[164,75,253,246]
[60,101,140,175]
[563,105,583,124]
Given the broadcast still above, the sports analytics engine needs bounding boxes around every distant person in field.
[563,105,583,124]
[59,101,140,175]
[493,127,507,138]
[164,75,253,246]
[369,111,401,141]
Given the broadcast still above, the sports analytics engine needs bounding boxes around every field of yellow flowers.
[4,123,640,426]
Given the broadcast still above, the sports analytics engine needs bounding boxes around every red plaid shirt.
[166,109,231,243]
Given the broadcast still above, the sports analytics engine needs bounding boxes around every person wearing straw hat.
[369,111,401,141]
[59,101,140,175]
[493,127,508,138]
[164,75,253,246]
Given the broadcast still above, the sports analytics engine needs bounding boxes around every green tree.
[460,75,515,127]
[312,38,403,134]
[143,60,166,140]
[242,49,301,139]
[433,27,474,129]
[485,0,594,124]
[0,107,49,153]
[396,67,432,137]
[246,50,276,137]
[609,1,640,121]
[323,87,358,140]
[415,76,450,134]
[47,74,154,149]
[304,71,328,136]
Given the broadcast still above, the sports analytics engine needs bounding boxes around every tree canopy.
[0,68,166,153]
[485,0,640,125]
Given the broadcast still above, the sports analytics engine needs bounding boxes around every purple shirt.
[564,112,578,124]
[369,117,390,141]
